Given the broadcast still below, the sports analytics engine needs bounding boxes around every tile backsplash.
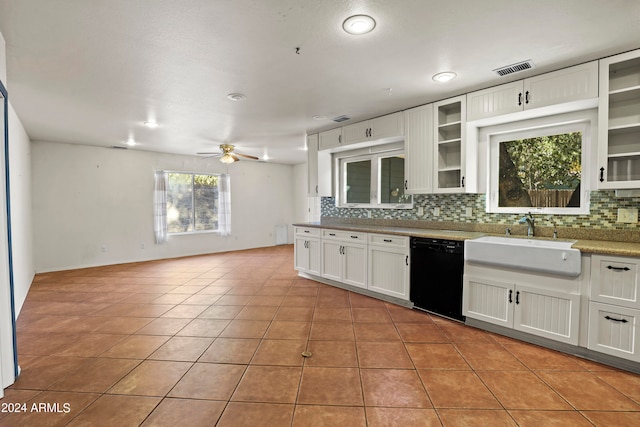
[321,191,640,230]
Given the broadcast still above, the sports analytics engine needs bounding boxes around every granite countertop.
[294,221,640,257]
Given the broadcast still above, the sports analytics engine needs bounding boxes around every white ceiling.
[0,0,639,165]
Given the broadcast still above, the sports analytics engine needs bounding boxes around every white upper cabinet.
[524,61,598,109]
[307,134,319,196]
[467,61,598,121]
[467,81,523,121]
[403,104,433,194]
[342,112,404,145]
[433,95,469,193]
[318,127,343,150]
[306,133,332,197]
[597,49,640,189]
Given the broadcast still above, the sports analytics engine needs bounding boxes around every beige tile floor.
[1,245,640,426]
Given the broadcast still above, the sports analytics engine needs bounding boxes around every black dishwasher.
[410,237,465,321]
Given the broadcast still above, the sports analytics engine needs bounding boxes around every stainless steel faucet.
[519,212,535,237]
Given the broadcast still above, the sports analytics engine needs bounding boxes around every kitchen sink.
[464,236,581,277]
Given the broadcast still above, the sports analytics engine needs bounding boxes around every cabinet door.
[591,254,640,309]
[597,49,640,189]
[343,242,368,289]
[306,238,322,276]
[513,285,580,345]
[307,134,319,195]
[588,301,640,362]
[342,120,371,145]
[404,104,433,194]
[294,236,310,271]
[368,246,409,300]
[524,61,598,110]
[463,275,514,327]
[467,81,523,121]
[371,112,404,140]
[321,240,343,282]
[319,128,342,150]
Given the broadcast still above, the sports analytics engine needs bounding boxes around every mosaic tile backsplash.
[321,191,640,230]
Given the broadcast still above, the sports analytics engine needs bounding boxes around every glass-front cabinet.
[598,49,640,189]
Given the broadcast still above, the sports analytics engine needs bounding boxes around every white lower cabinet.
[587,254,640,362]
[294,227,321,275]
[321,230,367,289]
[588,301,639,362]
[463,275,580,345]
[368,234,410,300]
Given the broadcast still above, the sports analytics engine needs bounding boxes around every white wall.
[32,141,295,272]
[7,105,33,315]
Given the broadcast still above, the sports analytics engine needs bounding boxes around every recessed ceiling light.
[432,71,457,83]
[342,15,376,35]
[227,93,247,101]
[124,139,136,146]
[143,120,158,128]
[312,115,327,120]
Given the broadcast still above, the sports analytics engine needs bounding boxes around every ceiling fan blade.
[231,154,240,161]
[197,152,222,156]
[235,153,260,160]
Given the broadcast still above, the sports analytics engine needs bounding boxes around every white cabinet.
[404,104,433,194]
[463,275,580,345]
[597,49,640,188]
[319,128,343,150]
[467,62,598,121]
[588,302,640,362]
[368,234,410,300]
[306,133,332,197]
[294,227,321,276]
[342,112,404,145]
[588,254,640,362]
[321,230,367,289]
[307,134,319,196]
[467,81,523,121]
[433,96,469,192]
[590,254,640,309]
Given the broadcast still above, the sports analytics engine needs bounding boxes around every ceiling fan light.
[219,153,236,164]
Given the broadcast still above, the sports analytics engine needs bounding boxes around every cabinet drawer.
[368,233,409,248]
[295,227,321,237]
[588,301,640,362]
[591,254,640,310]
[322,229,367,241]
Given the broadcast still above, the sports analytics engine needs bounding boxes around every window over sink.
[483,110,596,215]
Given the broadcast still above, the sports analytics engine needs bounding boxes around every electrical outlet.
[101,245,107,253]
[617,208,638,223]
[433,207,440,217]
[417,206,424,216]
[465,207,473,217]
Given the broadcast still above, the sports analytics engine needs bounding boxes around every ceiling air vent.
[493,60,535,77]
[111,145,128,150]
[332,115,350,123]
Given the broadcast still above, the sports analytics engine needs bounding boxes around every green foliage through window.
[167,173,220,233]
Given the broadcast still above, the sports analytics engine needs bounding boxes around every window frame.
[336,146,413,209]
[484,111,595,215]
[166,171,222,235]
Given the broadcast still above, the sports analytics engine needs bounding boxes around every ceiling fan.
[197,144,259,164]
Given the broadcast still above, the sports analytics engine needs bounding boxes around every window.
[166,172,221,233]
[484,110,594,215]
[338,147,412,208]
